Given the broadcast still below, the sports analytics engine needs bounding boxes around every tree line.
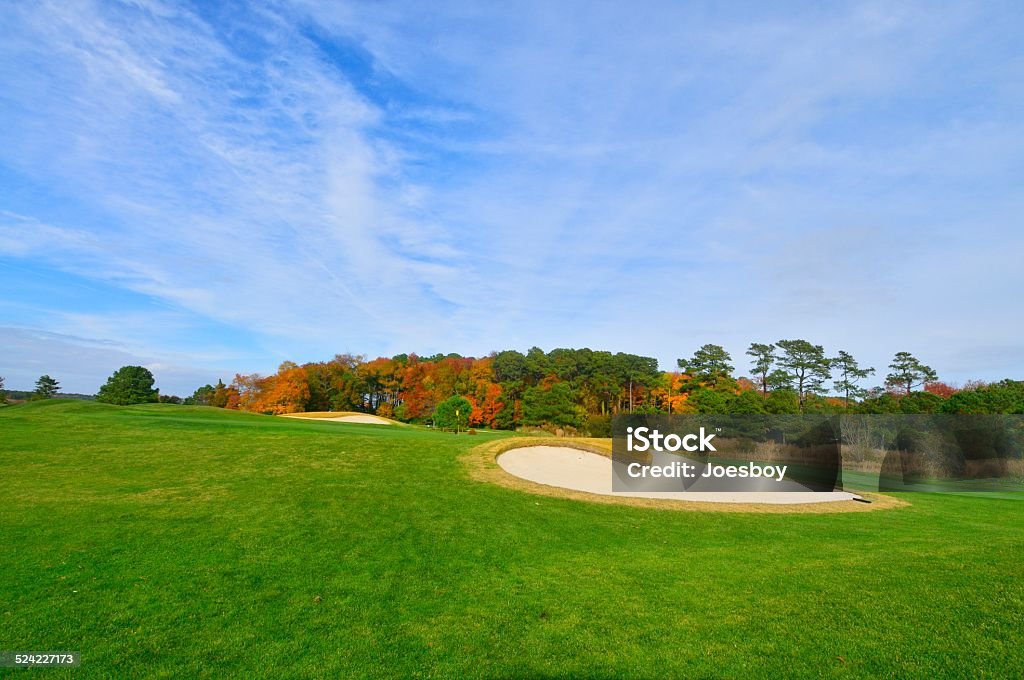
[1,368,160,406]
[5,343,1021,430]
[195,343,1024,429]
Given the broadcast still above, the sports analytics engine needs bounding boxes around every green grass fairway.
[2,401,1022,678]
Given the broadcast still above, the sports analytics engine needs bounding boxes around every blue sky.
[1,0,1022,395]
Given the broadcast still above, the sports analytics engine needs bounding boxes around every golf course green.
[2,400,1021,677]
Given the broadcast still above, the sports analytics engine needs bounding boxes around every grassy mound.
[1,401,1021,677]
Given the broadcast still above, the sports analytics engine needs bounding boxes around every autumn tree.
[647,372,688,415]
[258,362,311,414]
[480,384,505,427]
[34,375,59,399]
[210,379,231,408]
[746,343,776,396]
[885,352,937,395]
[224,386,241,410]
[831,351,874,407]
[96,365,159,405]
[666,372,689,414]
[775,340,831,408]
[924,382,958,398]
[231,373,268,412]
[396,358,434,420]
[430,356,474,400]
[468,358,504,427]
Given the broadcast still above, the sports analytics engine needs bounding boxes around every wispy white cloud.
[1,1,469,347]
[0,0,1021,390]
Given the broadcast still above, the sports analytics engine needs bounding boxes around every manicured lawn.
[1,400,1022,678]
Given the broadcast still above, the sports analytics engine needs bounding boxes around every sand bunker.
[497,445,862,505]
[288,414,394,425]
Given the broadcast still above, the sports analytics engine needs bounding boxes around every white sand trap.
[290,414,394,425]
[498,446,862,505]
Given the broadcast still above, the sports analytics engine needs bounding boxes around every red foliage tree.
[924,382,958,398]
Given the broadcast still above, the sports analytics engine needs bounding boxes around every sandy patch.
[462,438,907,513]
[288,414,394,425]
[498,446,861,505]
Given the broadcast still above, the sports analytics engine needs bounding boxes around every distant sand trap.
[289,414,394,425]
[497,446,861,505]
